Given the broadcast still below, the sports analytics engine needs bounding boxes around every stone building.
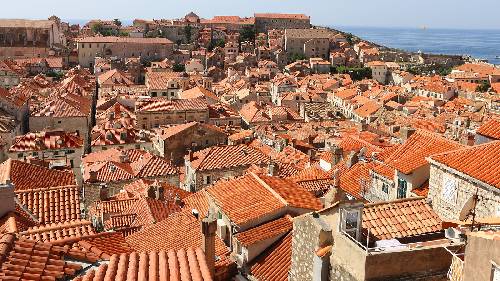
[254,13,310,33]
[427,141,500,220]
[145,71,189,98]
[367,129,462,202]
[29,93,92,150]
[0,18,65,59]
[81,148,179,208]
[183,144,269,191]
[0,60,24,88]
[290,198,462,281]
[152,121,227,164]
[77,37,174,68]
[284,29,332,60]
[8,130,84,183]
[135,97,209,129]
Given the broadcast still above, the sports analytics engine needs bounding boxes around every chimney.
[331,145,343,166]
[118,151,129,163]
[332,168,340,188]
[346,151,359,169]
[268,160,278,176]
[174,194,184,207]
[99,184,109,200]
[400,127,416,141]
[88,170,98,183]
[201,215,217,279]
[0,181,16,218]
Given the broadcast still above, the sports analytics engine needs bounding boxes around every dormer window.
[340,207,362,241]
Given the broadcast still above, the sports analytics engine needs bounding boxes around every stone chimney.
[118,150,129,163]
[201,215,217,279]
[331,145,343,166]
[346,151,359,169]
[0,181,16,218]
[88,170,98,183]
[400,127,416,141]
[268,160,278,176]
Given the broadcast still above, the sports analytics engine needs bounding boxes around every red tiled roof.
[122,178,190,200]
[0,233,97,280]
[32,93,92,117]
[362,197,442,240]
[429,141,500,189]
[155,121,225,141]
[383,130,462,174]
[9,130,83,152]
[137,97,208,112]
[16,185,81,224]
[249,231,292,281]
[236,216,293,246]
[78,36,173,44]
[476,119,500,140]
[98,69,134,86]
[0,159,76,191]
[339,161,376,199]
[73,248,212,281]
[88,198,139,219]
[179,86,220,102]
[125,209,231,272]
[207,173,321,226]
[124,197,183,229]
[19,219,95,243]
[82,149,179,183]
[189,144,269,171]
[71,232,134,260]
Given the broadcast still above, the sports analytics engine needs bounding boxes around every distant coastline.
[334,26,500,65]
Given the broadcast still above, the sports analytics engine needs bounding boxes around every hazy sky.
[2,0,500,30]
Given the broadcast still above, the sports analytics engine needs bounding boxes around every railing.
[447,254,464,281]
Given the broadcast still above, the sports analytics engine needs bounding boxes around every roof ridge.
[250,173,288,207]
[364,196,426,208]
[430,140,500,160]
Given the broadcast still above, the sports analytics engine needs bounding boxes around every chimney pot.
[201,215,217,279]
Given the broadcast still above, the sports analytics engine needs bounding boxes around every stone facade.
[77,37,174,68]
[427,163,500,220]
[136,108,209,130]
[290,207,337,281]
[152,123,227,164]
[254,14,310,33]
[184,164,254,192]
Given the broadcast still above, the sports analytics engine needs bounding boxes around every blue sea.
[334,26,500,65]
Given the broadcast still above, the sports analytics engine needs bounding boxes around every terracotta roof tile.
[0,159,76,191]
[9,130,83,152]
[384,130,463,174]
[236,216,293,246]
[0,233,96,280]
[190,144,269,171]
[430,141,500,189]
[339,161,376,199]
[125,209,231,272]
[74,248,212,281]
[16,185,81,224]
[137,97,208,112]
[249,231,292,281]
[476,119,500,140]
[362,197,442,240]
[19,219,95,243]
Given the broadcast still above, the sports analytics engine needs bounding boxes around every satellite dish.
[459,196,476,221]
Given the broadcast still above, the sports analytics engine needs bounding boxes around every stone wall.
[290,209,336,281]
[428,163,500,220]
[463,233,500,281]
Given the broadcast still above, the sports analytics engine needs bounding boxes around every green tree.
[476,81,491,92]
[113,19,122,27]
[172,63,185,72]
[91,23,104,35]
[240,25,256,42]
[289,53,307,63]
[184,25,193,43]
[208,39,225,51]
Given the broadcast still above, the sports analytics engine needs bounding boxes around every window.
[17,153,23,158]
[81,44,85,48]
[204,175,212,185]
[397,178,408,199]
[340,208,361,240]
[382,183,389,194]
[442,176,458,204]
[217,211,222,220]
